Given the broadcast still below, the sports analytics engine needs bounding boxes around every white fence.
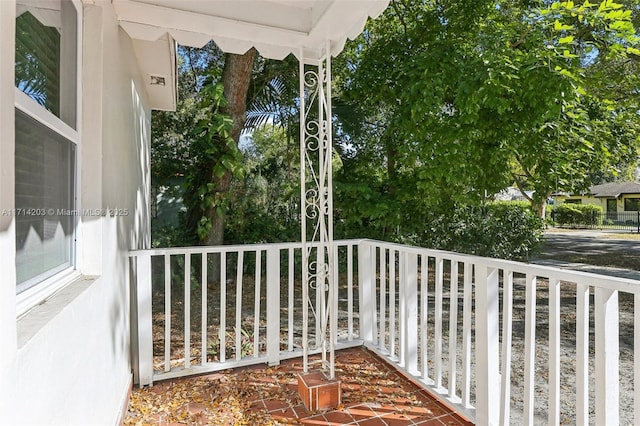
[130,239,640,425]
[129,241,362,385]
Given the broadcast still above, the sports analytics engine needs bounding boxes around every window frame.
[15,0,83,318]
[565,199,582,204]
[624,197,640,212]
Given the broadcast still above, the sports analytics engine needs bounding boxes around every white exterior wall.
[0,0,18,422]
[0,1,152,424]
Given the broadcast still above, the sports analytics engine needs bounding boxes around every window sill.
[17,269,81,318]
[17,275,99,349]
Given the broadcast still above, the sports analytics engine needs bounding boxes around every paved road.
[531,229,640,280]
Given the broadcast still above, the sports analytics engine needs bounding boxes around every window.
[624,198,640,212]
[606,198,617,213]
[14,0,80,295]
[565,199,582,204]
[15,0,77,127]
[15,111,75,289]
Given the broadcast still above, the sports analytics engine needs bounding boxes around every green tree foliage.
[225,126,301,243]
[151,44,301,246]
[184,77,242,242]
[334,0,640,224]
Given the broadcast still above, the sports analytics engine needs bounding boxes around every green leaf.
[627,46,640,56]
[554,20,574,31]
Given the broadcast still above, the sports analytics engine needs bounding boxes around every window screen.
[15,110,75,292]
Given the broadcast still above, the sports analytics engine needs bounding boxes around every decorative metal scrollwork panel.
[299,47,336,379]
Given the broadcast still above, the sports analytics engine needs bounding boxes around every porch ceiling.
[113,0,390,61]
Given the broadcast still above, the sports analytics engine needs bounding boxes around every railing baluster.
[371,246,378,346]
[236,250,244,361]
[184,254,191,368]
[219,251,226,363]
[164,254,171,372]
[316,245,323,349]
[595,287,620,426]
[500,270,514,424]
[636,293,640,425]
[254,250,261,357]
[347,244,353,341]
[358,241,374,343]
[399,251,406,366]
[389,249,396,358]
[266,248,280,365]
[201,253,207,365]
[332,244,339,350]
[448,260,459,400]
[379,247,386,350]
[435,257,443,389]
[523,274,537,426]
[288,248,294,351]
[576,283,590,426]
[549,278,561,426]
[421,254,428,381]
[461,261,472,408]
[405,252,418,374]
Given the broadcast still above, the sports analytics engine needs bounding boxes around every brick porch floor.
[124,347,473,425]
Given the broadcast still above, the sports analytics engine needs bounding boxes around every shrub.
[553,204,603,227]
[414,202,544,261]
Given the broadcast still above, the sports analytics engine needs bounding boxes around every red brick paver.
[125,347,473,425]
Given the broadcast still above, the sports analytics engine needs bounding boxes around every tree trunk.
[532,196,548,220]
[204,48,256,247]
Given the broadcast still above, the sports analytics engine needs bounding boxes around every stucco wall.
[0,0,18,422]
[0,1,151,424]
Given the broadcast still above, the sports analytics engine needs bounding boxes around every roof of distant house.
[588,182,640,198]
[556,182,640,198]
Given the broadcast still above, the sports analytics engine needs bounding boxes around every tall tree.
[153,44,301,246]
[334,0,640,223]
[202,49,257,246]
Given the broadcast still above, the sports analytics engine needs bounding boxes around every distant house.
[494,186,534,202]
[554,182,640,215]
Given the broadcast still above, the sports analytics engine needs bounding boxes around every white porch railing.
[129,240,362,385]
[129,239,640,425]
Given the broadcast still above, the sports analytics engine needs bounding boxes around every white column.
[475,264,500,426]
[299,44,336,377]
[135,253,153,386]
